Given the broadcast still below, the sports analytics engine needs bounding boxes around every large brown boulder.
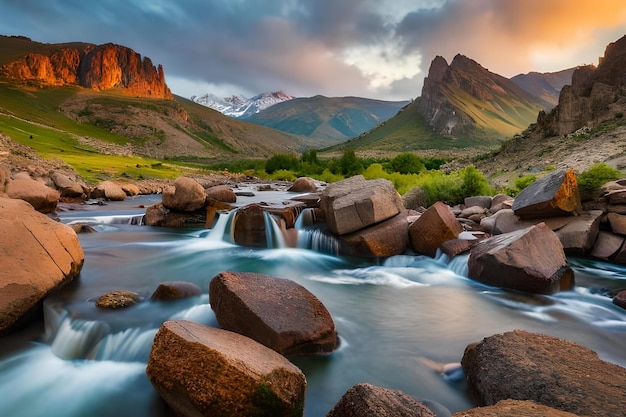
[467,223,574,294]
[162,176,206,212]
[144,202,207,228]
[320,175,404,235]
[452,399,580,417]
[6,177,61,213]
[554,210,602,255]
[50,171,85,198]
[91,180,126,201]
[338,211,409,257]
[233,203,268,247]
[326,383,439,417]
[147,320,306,417]
[205,184,237,203]
[511,169,581,219]
[209,271,338,355]
[287,177,317,193]
[150,281,202,301]
[0,197,84,334]
[461,330,626,416]
[409,201,463,257]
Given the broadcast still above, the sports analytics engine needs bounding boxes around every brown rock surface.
[461,330,626,416]
[614,290,626,309]
[162,176,206,212]
[90,180,127,201]
[233,203,267,247]
[210,271,338,355]
[151,281,202,301]
[320,175,404,235]
[95,290,141,309]
[205,184,237,203]
[287,177,317,192]
[326,383,438,417]
[409,201,463,257]
[452,399,580,417]
[6,177,61,213]
[554,210,602,255]
[338,211,409,257]
[146,320,306,417]
[0,197,84,334]
[468,223,574,294]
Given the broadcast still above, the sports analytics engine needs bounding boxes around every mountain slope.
[510,68,575,108]
[245,95,409,145]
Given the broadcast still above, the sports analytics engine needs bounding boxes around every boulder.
[614,290,626,309]
[0,197,84,334]
[6,177,61,213]
[209,271,338,355]
[162,176,206,212]
[461,330,626,416]
[120,183,140,196]
[338,211,409,257]
[320,175,404,235]
[91,180,127,201]
[205,184,237,203]
[146,320,306,417]
[0,165,10,194]
[607,212,626,235]
[233,204,267,247]
[95,290,141,309]
[287,177,317,193]
[50,171,85,198]
[464,195,492,209]
[467,223,574,294]
[589,231,624,260]
[440,238,477,258]
[452,399,580,417]
[409,201,463,257]
[326,383,440,417]
[554,210,602,255]
[607,189,626,205]
[144,202,207,228]
[151,281,202,301]
[512,169,581,219]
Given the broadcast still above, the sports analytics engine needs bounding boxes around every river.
[1,194,625,416]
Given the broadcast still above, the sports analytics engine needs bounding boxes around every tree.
[338,149,363,176]
[265,153,299,174]
[388,153,425,174]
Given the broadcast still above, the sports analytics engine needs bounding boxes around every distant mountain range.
[190,91,295,118]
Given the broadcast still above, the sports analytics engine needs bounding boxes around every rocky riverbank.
[1,158,625,416]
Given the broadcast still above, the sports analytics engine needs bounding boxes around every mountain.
[244,95,410,145]
[510,68,576,108]
[472,34,626,187]
[191,91,295,118]
[332,54,548,154]
[0,36,172,99]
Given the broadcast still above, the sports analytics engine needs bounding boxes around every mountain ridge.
[191,91,295,118]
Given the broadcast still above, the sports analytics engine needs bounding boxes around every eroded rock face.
[0,197,84,334]
[461,330,626,416]
[209,271,338,355]
[467,223,574,294]
[6,177,60,213]
[409,201,463,257]
[512,169,581,219]
[326,383,439,417]
[320,175,404,236]
[146,320,306,417]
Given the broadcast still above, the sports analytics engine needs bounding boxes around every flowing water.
[1,195,626,417]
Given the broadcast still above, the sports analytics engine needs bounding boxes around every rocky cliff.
[535,34,626,136]
[1,42,172,99]
[416,54,545,139]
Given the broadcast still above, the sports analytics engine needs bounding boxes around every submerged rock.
[151,281,202,301]
[461,330,626,416]
[95,290,141,309]
[147,320,306,417]
[210,271,338,355]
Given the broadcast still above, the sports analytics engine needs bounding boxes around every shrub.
[514,174,537,191]
[387,153,425,174]
[577,163,622,194]
[265,153,300,174]
[459,165,493,197]
[270,169,297,181]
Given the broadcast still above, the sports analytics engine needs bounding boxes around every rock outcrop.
[0,197,84,334]
[461,330,626,416]
[511,169,581,219]
[535,34,626,136]
[1,41,172,99]
[146,320,306,417]
[209,271,338,355]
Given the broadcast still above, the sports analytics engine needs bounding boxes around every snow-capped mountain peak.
[191,91,294,118]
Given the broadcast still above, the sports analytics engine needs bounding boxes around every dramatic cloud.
[0,0,624,100]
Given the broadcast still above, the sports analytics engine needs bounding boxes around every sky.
[1,0,626,101]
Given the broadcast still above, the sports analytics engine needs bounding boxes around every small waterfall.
[50,316,111,360]
[263,211,287,249]
[66,214,145,226]
[294,208,339,255]
[294,207,316,229]
[93,328,157,362]
[205,210,237,243]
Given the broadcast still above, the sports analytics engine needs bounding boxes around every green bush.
[577,163,622,193]
[514,174,537,191]
[265,153,300,174]
[270,169,297,181]
[387,153,425,174]
[459,165,493,197]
